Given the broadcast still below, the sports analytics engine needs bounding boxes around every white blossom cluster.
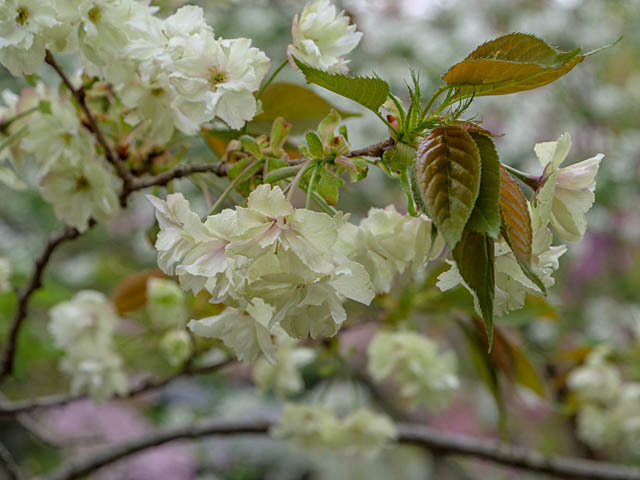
[0,83,120,232]
[288,0,362,73]
[367,330,459,409]
[148,184,441,363]
[272,403,396,456]
[567,345,640,453]
[48,291,128,401]
[0,0,361,145]
[438,134,602,317]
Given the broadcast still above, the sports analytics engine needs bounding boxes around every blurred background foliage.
[1,0,639,478]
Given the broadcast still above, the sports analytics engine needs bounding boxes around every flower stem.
[286,159,312,201]
[502,164,540,190]
[256,60,288,101]
[306,163,321,209]
[208,159,265,215]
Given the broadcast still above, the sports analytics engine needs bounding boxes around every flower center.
[209,68,227,86]
[62,132,72,146]
[88,6,101,23]
[16,6,29,25]
[75,176,90,191]
[150,87,165,97]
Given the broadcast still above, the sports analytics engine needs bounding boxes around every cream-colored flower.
[288,0,362,73]
[188,299,278,363]
[160,329,193,366]
[147,277,187,329]
[337,206,443,294]
[49,291,128,401]
[252,337,315,397]
[168,35,269,130]
[335,408,397,456]
[40,156,120,232]
[0,0,57,75]
[367,330,458,409]
[534,133,603,242]
[567,344,622,405]
[271,403,341,450]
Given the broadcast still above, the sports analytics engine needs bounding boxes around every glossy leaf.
[499,164,532,264]
[443,33,584,96]
[293,57,390,113]
[453,230,495,345]
[499,165,547,294]
[415,126,481,248]
[251,83,357,134]
[467,134,501,238]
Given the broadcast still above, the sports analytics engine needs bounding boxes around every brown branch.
[42,418,640,480]
[0,442,22,480]
[0,225,87,383]
[124,163,231,194]
[44,51,134,196]
[0,359,233,419]
[348,137,393,158]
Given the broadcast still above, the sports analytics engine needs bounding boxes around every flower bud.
[160,329,193,366]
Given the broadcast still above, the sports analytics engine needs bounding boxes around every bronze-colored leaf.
[415,126,481,248]
[499,164,532,264]
[111,269,166,315]
[443,33,584,96]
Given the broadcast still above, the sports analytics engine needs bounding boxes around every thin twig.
[44,51,133,195]
[125,163,230,193]
[0,225,87,383]
[42,418,640,480]
[348,137,394,158]
[0,442,22,480]
[0,359,233,419]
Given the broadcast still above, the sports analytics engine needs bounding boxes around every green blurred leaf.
[251,82,358,134]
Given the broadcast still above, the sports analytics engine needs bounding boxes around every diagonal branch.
[44,51,134,194]
[0,442,22,480]
[0,225,88,383]
[0,359,233,419]
[42,417,640,480]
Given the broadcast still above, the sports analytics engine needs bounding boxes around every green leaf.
[443,33,584,96]
[264,165,301,184]
[388,141,416,173]
[304,131,324,158]
[414,126,482,248]
[453,230,495,347]
[316,167,344,206]
[467,134,500,238]
[293,57,390,113]
[250,82,358,134]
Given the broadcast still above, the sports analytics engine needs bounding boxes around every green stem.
[422,85,451,119]
[209,159,265,215]
[502,164,540,190]
[286,159,312,201]
[256,60,288,100]
[305,163,321,210]
[0,126,28,154]
[399,169,418,216]
[0,106,39,134]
